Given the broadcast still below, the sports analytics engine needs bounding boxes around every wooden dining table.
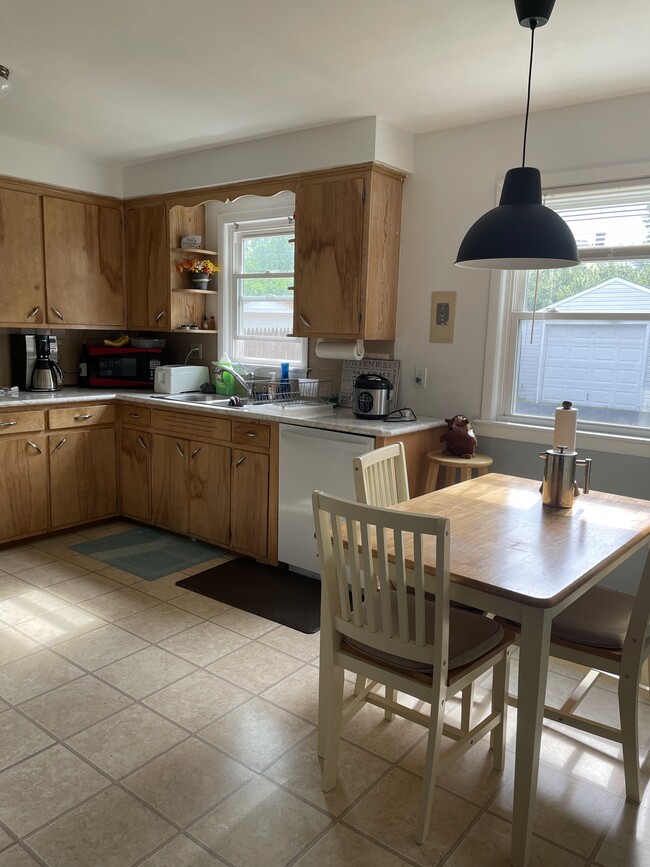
[390,473,650,867]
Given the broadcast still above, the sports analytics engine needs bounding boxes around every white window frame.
[480,170,650,456]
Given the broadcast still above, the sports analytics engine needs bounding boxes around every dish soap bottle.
[213,353,235,395]
[279,362,290,398]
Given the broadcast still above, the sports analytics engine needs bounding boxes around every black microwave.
[88,347,163,388]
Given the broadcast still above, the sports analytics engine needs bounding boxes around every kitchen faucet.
[212,364,255,400]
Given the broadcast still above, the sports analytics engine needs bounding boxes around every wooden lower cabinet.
[151,434,189,534]
[49,428,117,528]
[231,448,269,559]
[119,428,151,522]
[0,436,49,538]
[189,440,231,547]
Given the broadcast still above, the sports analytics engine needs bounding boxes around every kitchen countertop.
[0,388,445,437]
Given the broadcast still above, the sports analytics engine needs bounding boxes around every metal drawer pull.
[245,431,259,438]
[50,305,64,320]
[298,313,312,328]
[27,441,42,454]
[74,414,92,421]
[27,306,40,319]
[191,447,202,459]
[155,310,166,323]
[53,437,66,453]
[235,456,247,467]
[128,412,141,418]
[175,443,186,459]
[137,436,148,450]
[0,421,17,427]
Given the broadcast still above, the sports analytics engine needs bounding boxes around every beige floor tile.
[55,623,149,670]
[0,650,84,705]
[170,592,232,619]
[294,824,406,867]
[0,549,59,575]
[19,675,132,739]
[339,700,427,763]
[578,684,650,745]
[0,744,109,837]
[0,574,34,602]
[207,642,303,693]
[267,732,389,816]
[190,777,331,867]
[181,556,231,576]
[0,590,69,626]
[14,561,89,588]
[0,709,55,771]
[26,785,176,867]
[262,664,322,723]
[211,608,278,639]
[345,767,479,867]
[62,552,109,572]
[258,625,321,662]
[594,800,650,866]
[144,670,250,731]
[0,846,42,866]
[158,621,249,666]
[130,573,189,601]
[75,521,134,539]
[116,602,204,642]
[16,606,106,646]
[96,646,196,699]
[445,812,588,867]
[0,829,13,853]
[95,565,141,585]
[79,587,161,620]
[124,738,253,826]
[201,697,314,772]
[139,835,226,866]
[0,627,41,667]
[67,703,187,778]
[28,532,90,551]
[491,760,623,856]
[45,572,124,603]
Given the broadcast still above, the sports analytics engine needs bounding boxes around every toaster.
[154,365,209,394]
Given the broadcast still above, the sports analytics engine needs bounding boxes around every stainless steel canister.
[539,446,592,509]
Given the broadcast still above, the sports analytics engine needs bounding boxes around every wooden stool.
[424,450,493,493]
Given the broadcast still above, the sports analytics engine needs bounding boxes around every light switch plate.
[430,291,456,343]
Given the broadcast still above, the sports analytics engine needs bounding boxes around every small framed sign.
[181,234,202,249]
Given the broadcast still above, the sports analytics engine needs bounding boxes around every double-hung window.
[223,215,307,368]
[493,182,650,438]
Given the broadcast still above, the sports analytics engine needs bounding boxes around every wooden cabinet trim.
[151,408,231,443]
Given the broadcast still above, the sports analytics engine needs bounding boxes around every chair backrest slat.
[331,514,352,622]
[393,529,410,644]
[376,526,393,638]
[353,443,410,508]
[345,516,363,627]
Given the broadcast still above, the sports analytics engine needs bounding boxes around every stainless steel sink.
[155,394,235,406]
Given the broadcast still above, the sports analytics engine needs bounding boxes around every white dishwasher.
[278,423,374,576]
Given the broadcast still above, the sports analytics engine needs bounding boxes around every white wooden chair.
[353,442,410,507]
[313,490,514,844]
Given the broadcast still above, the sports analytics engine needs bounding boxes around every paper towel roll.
[553,401,578,452]
[314,340,365,361]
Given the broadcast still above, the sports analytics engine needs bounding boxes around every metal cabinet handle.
[191,447,202,459]
[74,414,92,421]
[128,412,141,418]
[137,436,148,450]
[298,313,312,328]
[26,440,42,454]
[52,437,66,453]
[155,310,166,323]
[175,442,186,459]
[50,306,64,321]
[0,421,17,428]
[26,306,40,319]
[245,431,259,438]
[235,456,247,467]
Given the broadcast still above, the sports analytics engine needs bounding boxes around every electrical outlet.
[190,344,202,360]
[414,366,427,389]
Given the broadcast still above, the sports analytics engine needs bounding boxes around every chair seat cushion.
[551,586,633,650]
[344,590,504,672]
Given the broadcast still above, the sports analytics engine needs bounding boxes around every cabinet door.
[0,436,49,540]
[49,429,117,528]
[151,434,189,534]
[231,448,268,559]
[119,428,151,522]
[0,189,46,326]
[188,440,230,546]
[43,197,125,327]
[125,204,169,330]
[293,175,365,338]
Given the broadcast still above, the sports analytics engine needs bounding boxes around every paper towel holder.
[314,339,365,361]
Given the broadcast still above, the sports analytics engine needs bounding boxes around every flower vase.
[190,275,211,291]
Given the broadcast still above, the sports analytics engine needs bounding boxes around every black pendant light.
[455,0,579,270]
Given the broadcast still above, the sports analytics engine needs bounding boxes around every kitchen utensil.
[353,373,393,419]
[29,335,64,392]
[539,445,592,509]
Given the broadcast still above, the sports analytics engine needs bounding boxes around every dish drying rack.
[246,378,335,411]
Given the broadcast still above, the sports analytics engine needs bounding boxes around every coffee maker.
[11,335,64,392]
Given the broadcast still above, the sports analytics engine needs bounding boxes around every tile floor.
[0,521,649,866]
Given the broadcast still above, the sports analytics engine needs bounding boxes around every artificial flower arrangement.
[177,258,219,275]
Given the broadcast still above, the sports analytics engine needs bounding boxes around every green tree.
[524,261,650,311]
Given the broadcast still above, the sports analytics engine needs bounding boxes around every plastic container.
[279,362,291,398]
[212,353,235,396]
[298,378,319,398]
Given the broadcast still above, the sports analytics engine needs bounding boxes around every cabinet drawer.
[0,410,45,435]
[152,409,230,443]
[48,404,116,429]
[118,404,151,428]
[231,420,271,450]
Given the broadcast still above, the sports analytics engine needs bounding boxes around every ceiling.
[1,0,649,166]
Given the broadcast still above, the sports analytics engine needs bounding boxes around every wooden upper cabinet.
[42,197,124,327]
[293,167,403,340]
[126,203,170,330]
[0,189,46,326]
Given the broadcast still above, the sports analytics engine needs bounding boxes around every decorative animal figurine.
[441,415,478,458]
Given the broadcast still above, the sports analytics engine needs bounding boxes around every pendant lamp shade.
[455,167,579,269]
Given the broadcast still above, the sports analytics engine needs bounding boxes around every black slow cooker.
[353,373,393,419]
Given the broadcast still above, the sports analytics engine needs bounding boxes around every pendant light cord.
[522,20,537,168]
